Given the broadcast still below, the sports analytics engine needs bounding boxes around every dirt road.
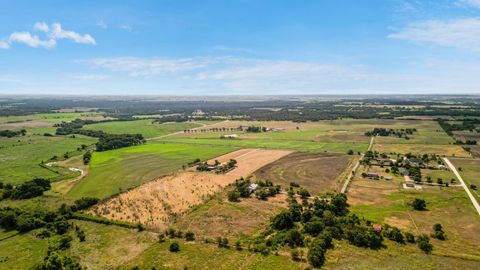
[341,136,375,193]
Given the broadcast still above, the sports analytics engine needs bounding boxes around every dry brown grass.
[88,149,291,230]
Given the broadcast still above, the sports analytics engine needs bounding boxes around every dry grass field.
[175,188,289,239]
[373,143,470,157]
[254,152,356,194]
[89,149,291,230]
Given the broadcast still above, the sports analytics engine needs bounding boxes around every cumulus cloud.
[1,22,95,49]
[389,18,480,52]
[33,22,50,32]
[50,23,96,45]
[9,32,56,48]
[0,40,9,49]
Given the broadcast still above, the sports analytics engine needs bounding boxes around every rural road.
[443,158,480,216]
[340,136,375,193]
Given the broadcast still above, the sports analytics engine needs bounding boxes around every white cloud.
[1,22,95,49]
[0,40,9,49]
[97,20,107,29]
[8,32,56,48]
[120,24,132,32]
[389,18,480,52]
[33,22,50,32]
[50,23,96,45]
[84,56,480,94]
[69,74,109,81]
[457,0,480,8]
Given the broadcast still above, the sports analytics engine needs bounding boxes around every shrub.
[417,234,433,254]
[411,198,426,211]
[271,211,294,230]
[169,242,180,252]
[404,232,415,243]
[227,190,240,202]
[308,240,326,268]
[185,231,195,241]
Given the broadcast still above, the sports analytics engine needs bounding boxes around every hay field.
[88,149,291,230]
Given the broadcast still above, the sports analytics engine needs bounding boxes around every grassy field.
[373,143,469,157]
[158,137,368,153]
[67,143,234,199]
[253,152,356,194]
[0,230,48,269]
[0,134,97,185]
[348,171,480,263]
[82,120,201,138]
[450,158,480,203]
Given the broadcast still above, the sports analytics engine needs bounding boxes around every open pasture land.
[88,149,291,230]
[373,143,470,157]
[0,134,96,185]
[68,143,234,199]
[175,188,289,240]
[82,119,201,138]
[348,168,480,263]
[160,119,453,153]
[0,112,107,127]
[450,158,480,203]
[254,152,356,194]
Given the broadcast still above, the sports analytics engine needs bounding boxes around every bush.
[308,240,326,268]
[271,211,294,230]
[185,231,195,241]
[417,234,433,254]
[169,242,180,252]
[411,198,426,211]
[404,232,415,243]
[227,190,240,202]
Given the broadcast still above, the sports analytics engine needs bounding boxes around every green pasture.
[82,119,201,138]
[67,143,233,199]
[0,112,104,125]
[0,134,96,185]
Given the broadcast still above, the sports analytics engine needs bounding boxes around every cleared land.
[450,158,480,204]
[68,143,234,199]
[0,134,96,185]
[88,149,291,230]
[254,152,356,194]
[82,120,201,139]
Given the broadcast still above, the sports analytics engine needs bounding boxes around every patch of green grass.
[0,134,97,185]
[450,158,480,203]
[0,229,48,269]
[120,239,299,270]
[67,143,233,199]
[157,137,368,153]
[82,120,201,138]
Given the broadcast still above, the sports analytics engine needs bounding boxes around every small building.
[366,172,380,180]
[222,134,239,139]
[405,158,423,164]
[248,183,259,192]
[385,176,393,180]
[438,165,446,170]
[400,168,409,176]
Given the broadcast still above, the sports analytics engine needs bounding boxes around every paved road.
[341,136,375,193]
[443,158,480,216]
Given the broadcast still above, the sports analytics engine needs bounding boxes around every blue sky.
[1,0,480,95]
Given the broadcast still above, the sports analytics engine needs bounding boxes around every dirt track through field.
[88,149,291,230]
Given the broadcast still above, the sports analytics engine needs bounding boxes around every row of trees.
[365,128,417,139]
[0,129,26,137]
[0,178,51,200]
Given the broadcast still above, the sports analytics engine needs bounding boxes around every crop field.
[347,169,480,264]
[82,119,201,138]
[254,152,356,194]
[0,134,96,185]
[88,149,291,229]
[175,187,289,239]
[67,143,234,199]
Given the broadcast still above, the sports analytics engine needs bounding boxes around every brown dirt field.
[0,120,53,130]
[253,152,355,194]
[88,149,291,230]
[175,188,289,239]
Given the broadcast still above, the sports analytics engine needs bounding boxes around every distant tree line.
[365,128,416,139]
